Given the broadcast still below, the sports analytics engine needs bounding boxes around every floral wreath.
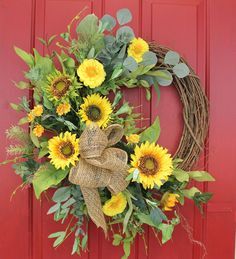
[3,8,214,258]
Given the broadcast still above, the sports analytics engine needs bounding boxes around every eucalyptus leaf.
[153,70,173,86]
[173,63,190,78]
[123,56,138,71]
[150,207,168,226]
[142,51,158,66]
[101,14,116,31]
[164,50,180,65]
[47,203,60,215]
[116,26,135,44]
[117,8,132,25]
[52,186,71,203]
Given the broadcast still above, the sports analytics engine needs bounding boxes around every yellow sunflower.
[78,93,112,128]
[77,59,106,88]
[48,132,79,170]
[33,124,44,137]
[161,193,180,211]
[46,70,78,103]
[129,142,173,189]
[56,102,71,116]
[102,193,127,217]
[32,105,43,116]
[127,37,149,63]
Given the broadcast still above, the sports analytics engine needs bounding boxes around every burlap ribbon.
[68,123,128,233]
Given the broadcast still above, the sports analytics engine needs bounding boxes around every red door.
[0,0,235,259]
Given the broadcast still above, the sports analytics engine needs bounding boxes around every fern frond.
[6,145,29,156]
[6,126,30,145]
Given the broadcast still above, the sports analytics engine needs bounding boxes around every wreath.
[3,8,214,258]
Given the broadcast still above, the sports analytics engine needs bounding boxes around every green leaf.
[47,203,60,215]
[140,116,160,143]
[145,88,151,101]
[101,14,116,31]
[158,223,174,244]
[48,231,66,247]
[72,237,80,255]
[173,169,189,182]
[137,213,156,227]
[10,103,22,111]
[150,207,168,227]
[14,46,34,67]
[147,70,173,86]
[112,234,123,246]
[60,32,70,42]
[81,234,88,250]
[117,8,132,25]
[116,26,135,44]
[13,81,31,89]
[18,116,28,125]
[111,66,123,80]
[164,51,180,65]
[32,163,69,199]
[123,240,131,257]
[76,14,99,35]
[38,141,49,159]
[123,56,138,71]
[123,192,133,233]
[30,125,40,148]
[48,35,57,46]
[188,171,215,182]
[182,187,201,199]
[142,51,158,66]
[173,63,190,78]
[61,197,76,209]
[52,186,71,203]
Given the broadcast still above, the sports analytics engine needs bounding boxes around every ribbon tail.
[80,186,107,235]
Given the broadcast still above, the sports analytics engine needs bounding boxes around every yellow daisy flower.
[28,112,34,122]
[33,124,44,137]
[32,105,43,117]
[129,142,173,189]
[77,59,106,88]
[56,103,71,116]
[48,132,79,170]
[127,37,149,63]
[126,134,140,144]
[161,193,180,211]
[102,193,127,217]
[78,93,112,128]
[46,70,78,103]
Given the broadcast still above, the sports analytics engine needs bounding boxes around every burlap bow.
[68,123,128,233]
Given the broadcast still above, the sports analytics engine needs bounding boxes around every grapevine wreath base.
[149,43,209,170]
[3,8,214,259]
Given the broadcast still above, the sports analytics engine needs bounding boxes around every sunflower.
[127,37,149,63]
[45,70,78,103]
[78,94,112,128]
[48,132,79,170]
[161,193,180,211]
[33,124,44,137]
[32,105,43,116]
[56,102,71,116]
[102,193,127,217]
[77,59,106,88]
[129,142,173,189]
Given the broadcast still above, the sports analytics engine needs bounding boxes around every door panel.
[0,0,235,258]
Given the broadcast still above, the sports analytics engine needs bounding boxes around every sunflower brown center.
[52,77,71,98]
[60,141,74,158]
[86,105,102,122]
[139,156,159,176]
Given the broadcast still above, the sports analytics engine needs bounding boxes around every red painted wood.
[0,1,33,259]
[0,0,235,258]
